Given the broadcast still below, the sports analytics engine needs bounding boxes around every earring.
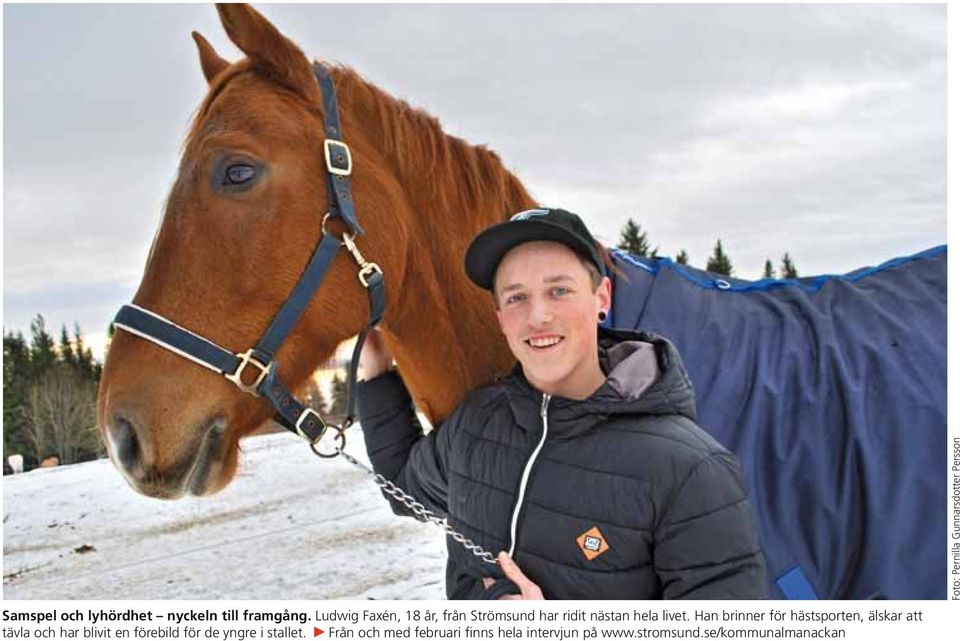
[598,310,607,322]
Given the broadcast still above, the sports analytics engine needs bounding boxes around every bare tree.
[24,364,102,465]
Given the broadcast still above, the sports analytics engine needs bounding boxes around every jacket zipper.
[507,393,551,556]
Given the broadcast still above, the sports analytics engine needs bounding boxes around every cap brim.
[464,219,599,290]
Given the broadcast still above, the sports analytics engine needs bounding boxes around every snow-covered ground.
[2,431,447,599]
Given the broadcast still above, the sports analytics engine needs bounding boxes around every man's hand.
[357,328,394,381]
[482,552,545,600]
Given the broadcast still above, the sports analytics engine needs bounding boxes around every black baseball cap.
[464,208,605,290]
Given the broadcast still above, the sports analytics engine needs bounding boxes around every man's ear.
[597,276,612,316]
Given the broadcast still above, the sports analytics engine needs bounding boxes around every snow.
[2,431,448,599]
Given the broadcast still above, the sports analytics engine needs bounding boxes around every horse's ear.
[192,31,229,85]
[215,3,319,102]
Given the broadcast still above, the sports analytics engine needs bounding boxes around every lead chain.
[336,448,498,565]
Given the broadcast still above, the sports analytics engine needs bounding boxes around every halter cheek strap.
[315,63,362,236]
[112,63,385,448]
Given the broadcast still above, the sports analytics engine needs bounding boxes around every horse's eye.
[224,164,257,185]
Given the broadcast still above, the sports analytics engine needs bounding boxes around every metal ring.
[320,212,355,244]
[715,279,731,290]
[310,424,346,459]
[320,212,334,235]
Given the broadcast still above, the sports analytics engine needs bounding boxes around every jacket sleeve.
[653,452,769,599]
[356,370,457,520]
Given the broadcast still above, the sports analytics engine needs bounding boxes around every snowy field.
[2,431,447,600]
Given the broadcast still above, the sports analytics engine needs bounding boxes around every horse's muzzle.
[105,412,227,499]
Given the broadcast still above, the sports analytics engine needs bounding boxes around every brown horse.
[97,3,533,499]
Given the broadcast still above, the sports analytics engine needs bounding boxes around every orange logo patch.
[576,526,610,561]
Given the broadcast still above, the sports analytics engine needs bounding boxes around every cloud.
[704,79,913,125]
[2,4,945,357]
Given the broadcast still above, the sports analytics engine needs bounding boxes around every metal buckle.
[224,349,273,396]
[295,407,327,444]
[324,139,352,176]
[358,262,383,288]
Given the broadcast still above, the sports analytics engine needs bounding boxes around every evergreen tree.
[103,322,116,372]
[675,250,689,266]
[705,240,734,276]
[60,325,77,369]
[29,315,57,377]
[780,253,798,279]
[73,323,95,379]
[3,330,32,466]
[4,330,30,377]
[617,218,657,257]
[329,372,349,417]
[763,259,775,279]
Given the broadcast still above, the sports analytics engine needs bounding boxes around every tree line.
[617,217,799,279]
[3,315,104,472]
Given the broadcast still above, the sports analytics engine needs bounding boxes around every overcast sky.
[2,3,947,359]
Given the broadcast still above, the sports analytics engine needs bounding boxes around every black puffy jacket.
[357,328,767,599]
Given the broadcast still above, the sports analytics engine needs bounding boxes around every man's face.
[493,241,611,398]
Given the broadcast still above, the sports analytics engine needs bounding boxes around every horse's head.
[97,4,411,499]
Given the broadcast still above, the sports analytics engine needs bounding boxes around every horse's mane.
[322,64,532,228]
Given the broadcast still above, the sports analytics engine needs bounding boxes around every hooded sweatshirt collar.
[502,327,697,438]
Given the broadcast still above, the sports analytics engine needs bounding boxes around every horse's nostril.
[110,414,141,473]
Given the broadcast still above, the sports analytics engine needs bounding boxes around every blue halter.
[112,64,386,453]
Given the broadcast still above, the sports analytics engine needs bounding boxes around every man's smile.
[525,334,565,351]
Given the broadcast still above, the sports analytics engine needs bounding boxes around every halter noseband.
[112,64,386,453]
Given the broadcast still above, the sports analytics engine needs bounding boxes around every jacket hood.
[501,327,697,438]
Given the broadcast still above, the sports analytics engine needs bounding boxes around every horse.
[97,3,946,600]
[98,2,526,500]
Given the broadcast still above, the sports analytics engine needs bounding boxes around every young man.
[357,208,767,600]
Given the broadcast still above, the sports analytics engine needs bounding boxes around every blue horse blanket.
[605,245,947,600]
